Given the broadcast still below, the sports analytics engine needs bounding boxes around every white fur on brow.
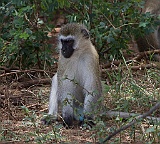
[59,35,75,41]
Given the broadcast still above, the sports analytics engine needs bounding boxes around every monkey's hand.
[79,116,95,128]
[41,114,57,125]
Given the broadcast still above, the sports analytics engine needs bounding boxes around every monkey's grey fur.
[48,23,102,127]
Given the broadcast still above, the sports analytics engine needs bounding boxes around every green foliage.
[21,106,63,143]
[100,65,160,143]
[66,0,159,60]
[0,0,67,68]
[0,0,159,67]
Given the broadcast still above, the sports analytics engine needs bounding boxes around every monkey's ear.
[81,29,90,39]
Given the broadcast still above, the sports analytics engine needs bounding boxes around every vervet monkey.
[47,23,102,127]
[136,0,160,61]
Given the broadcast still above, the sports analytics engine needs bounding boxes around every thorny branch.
[102,102,160,143]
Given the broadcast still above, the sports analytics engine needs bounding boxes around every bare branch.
[102,102,160,143]
[106,110,160,122]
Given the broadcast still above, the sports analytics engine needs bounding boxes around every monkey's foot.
[63,115,73,128]
[79,116,95,128]
[41,114,57,125]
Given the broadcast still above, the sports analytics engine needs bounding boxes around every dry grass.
[0,62,160,144]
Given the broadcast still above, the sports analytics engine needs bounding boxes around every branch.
[102,102,160,143]
[103,60,122,69]
[133,49,160,61]
[0,69,51,77]
[106,111,160,122]
[11,78,51,89]
[102,50,160,70]
[102,63,157,73]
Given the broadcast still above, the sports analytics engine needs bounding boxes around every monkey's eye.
[61,39,74,46]
[67,39,74,45]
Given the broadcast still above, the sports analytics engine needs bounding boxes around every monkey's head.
[58,23,90,58]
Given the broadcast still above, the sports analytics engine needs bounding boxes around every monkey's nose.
[62,49,65,53]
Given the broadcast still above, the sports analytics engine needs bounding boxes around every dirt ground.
[1,64,160,144]
[0,40,160,143]
[0,85,153,144]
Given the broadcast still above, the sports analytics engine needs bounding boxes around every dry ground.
[0,44,160,143]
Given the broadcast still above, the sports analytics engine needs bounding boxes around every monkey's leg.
[83,94,95,117]
[62,102,74,127]
[61,79,74,127]
[83,77,101,125]
[83,90,99,126]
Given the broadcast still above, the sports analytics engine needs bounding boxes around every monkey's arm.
[41,73,58,125]
[82,54,102,117]
[48,73,58,117]
[60,78,76,127]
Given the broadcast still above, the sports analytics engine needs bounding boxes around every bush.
[66,0,159,60]
[0,0,66,68]
[0,0,159,68]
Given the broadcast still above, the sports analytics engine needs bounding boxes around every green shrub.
[66,0,159,60]
[0,0,66,68]
[0,0,159,68]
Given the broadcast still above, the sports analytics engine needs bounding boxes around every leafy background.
[0,0,160,143]
[0,0,158,68]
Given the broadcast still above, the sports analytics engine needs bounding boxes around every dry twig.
[0,69,51,77]
[102,102,160,143]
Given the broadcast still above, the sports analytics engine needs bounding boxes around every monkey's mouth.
[61,48,74,58]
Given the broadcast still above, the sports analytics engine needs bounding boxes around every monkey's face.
[59,35,75,58]
[58,23,90,58]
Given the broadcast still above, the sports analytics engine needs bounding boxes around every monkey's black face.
[61,39,75,58]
